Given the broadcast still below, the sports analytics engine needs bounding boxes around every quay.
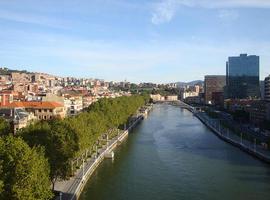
[156,100,270,164]
[54,105,153,200]
[195,112,270,164]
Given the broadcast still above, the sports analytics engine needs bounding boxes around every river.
[79,104,270,200]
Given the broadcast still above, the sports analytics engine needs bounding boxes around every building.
[260,80,265,100]
[181,91,199,100]
[265,75,270,102]
[0,107,36,133]
[0,91,14,106]
[64,96,83,116]
[212,91,224,106]
[194,85,200,93]
[204,75,226,105]
[184,96,201,104]
[165,95,178,101]
[150,94,162,101]
[249,101,270,126]
[224,99,253,112]
[226,54,260,99]
[0,101,66,120]
[82,95,94,108]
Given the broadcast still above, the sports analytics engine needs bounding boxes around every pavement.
[197,112,270,159]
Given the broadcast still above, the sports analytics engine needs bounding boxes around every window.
[44,109,47,112]
[38,109,42,112]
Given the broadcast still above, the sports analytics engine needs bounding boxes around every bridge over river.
[154,100,197,112]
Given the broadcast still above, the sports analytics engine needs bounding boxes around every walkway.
[196,112,270,162]
[54,109,150,200]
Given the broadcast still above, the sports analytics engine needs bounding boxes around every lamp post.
[240,133,243,145]
[82,158,85,182]
[96,145,98,158]
[107,134,109,148]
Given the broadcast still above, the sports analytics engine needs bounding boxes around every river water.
[80,104,270,200]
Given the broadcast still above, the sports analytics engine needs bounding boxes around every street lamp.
[107,134,109,148]
[82,158,85,182]
[240,133,243,145]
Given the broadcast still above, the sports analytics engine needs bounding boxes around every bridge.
[154,100,197,113]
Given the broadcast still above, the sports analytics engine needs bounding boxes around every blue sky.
[0,0,270,83]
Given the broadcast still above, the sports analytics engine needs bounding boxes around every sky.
[0,0,270,83]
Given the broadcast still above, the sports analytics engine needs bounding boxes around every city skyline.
[0,0,270,83]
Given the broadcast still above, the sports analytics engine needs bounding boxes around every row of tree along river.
[0,95,150,200]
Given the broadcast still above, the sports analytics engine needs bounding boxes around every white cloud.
[151,0,177,24]
[218,9,239,20]
[1,27,270,82]
[151,0,270,24]
[0,9,72,29]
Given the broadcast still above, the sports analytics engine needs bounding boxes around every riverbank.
[54,105,153,200]
[168,100,270,164]
[194,112,270,164]
[79,104,270,200]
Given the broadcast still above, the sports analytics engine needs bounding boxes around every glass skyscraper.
[226,54,260,99]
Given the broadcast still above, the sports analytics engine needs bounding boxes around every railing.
[195,112,270,163]
[55,105,153,200]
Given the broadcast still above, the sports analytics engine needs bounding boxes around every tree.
[0,162,3,194]
[0,136,53,200]
[18,94,150,189]
[0,117,11,136]
[19,120,79,189]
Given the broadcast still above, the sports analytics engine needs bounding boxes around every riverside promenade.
[195,112,270,163]
[54,105,152,200]
[166,100,270,164]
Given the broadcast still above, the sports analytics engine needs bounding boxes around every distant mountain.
[175,80,203,87]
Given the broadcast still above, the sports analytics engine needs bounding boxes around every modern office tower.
[265,75,270,102]
[204,75,226,105]
[226,54,260,99]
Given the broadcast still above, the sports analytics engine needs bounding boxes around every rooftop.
[0,101,63,109]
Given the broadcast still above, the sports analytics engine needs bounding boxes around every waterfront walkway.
[163,100,270,163]
[54,131,126,200]
[54,105,152,200]
[195,112,270,163]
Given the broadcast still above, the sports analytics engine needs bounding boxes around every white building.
[64,96,83,116]
[166,95,178,101]
[181,91,199,100]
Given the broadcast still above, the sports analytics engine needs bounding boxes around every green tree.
[19,120,79,189]
[0,136,53,200]
[0,161,3,194]
[18,94,149,189]
[0,117,11,136]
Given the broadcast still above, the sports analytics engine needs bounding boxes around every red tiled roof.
[0,101,63,109]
